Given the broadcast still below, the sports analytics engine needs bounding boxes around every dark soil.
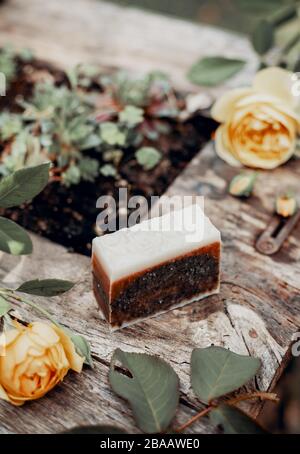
[1,59,216,255]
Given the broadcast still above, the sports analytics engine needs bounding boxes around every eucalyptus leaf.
[135,147,161,170]
[191,347,260,403]
[16,279,74,297]
[210,404,267,434]
[63,425,127,434]
[0,217,33,255]
[109,349,179,433]
[0,163,50,208]
[251,20,274,55]
[187,57,246,86]
[69,332,93,367]
[0,296,11,318]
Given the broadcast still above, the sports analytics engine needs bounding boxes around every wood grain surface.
[0,0,299,435]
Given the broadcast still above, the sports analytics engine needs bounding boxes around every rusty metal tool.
[256,209,300,255]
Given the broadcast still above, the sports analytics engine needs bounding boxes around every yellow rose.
[0,321,84,406]
[211,67,300,169]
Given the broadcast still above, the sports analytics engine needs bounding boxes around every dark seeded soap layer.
[93,242,220,328]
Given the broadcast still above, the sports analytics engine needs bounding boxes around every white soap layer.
[92,204,221,282]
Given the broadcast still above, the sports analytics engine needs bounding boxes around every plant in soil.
[0,47,216,255]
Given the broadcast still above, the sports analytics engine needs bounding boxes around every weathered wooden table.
[0,0,299,434]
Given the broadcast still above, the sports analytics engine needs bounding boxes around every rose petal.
[235,93,300,127]
[253,67,297,109]
[211,88,254,122]
[236,139,295,169]
[214,126,242,167]
[29,322,60,347]
[52,325,84,373]
[0,382,11,403]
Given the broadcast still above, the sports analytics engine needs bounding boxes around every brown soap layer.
[93,242,220,328]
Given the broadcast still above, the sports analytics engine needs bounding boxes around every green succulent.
[0,66,171,185]
[0,113,23,141]
[101,70,172,108]
[118,105,144,127]
[21,82,102,184]
[67,63,101,89]
[0,46,17,86]
[100,122,127,147]
[0,129,49,177]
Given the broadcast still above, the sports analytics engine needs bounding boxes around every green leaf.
[187,57,246,86]
[119,105,144,127]
[251,20,274,55]
[69,332,93,367]
[210,404,267,434]
[0,163,50,208]
[135,147,161,170]
[109,349,179,433]
[18,47,34,62]
[100,164,117,178]
[191,347,260,403]
[234,0,284,15]
[63,425,127,434]
[62,165,81,187]
[100,122,126,146]
[16,279,74,296]
[0,296,11,317]
[0,217,33,255]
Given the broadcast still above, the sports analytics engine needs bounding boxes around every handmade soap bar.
[92,204,221,329]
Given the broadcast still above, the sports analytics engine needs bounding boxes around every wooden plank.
[0,235,217,434]
[0,0,297,435]
[1,143,299,433]
[0,0,258,94]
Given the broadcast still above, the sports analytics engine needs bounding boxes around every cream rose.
[211,67,300,169]
[0,321,84,406]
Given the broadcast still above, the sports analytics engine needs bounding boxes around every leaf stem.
[227,392,279,406]
[174,391,278,433]
[174,405,214,433]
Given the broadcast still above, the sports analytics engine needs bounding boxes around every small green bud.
[229,173,257,198]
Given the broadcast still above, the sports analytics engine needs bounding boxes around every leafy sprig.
[187,1,300,86]
[0,164,92,365]
[68,346,278,434]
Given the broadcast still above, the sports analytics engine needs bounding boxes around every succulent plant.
[0,45,34,91]
[0,65,185,185]
[0,82,102,183]
[0,46,17,86]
